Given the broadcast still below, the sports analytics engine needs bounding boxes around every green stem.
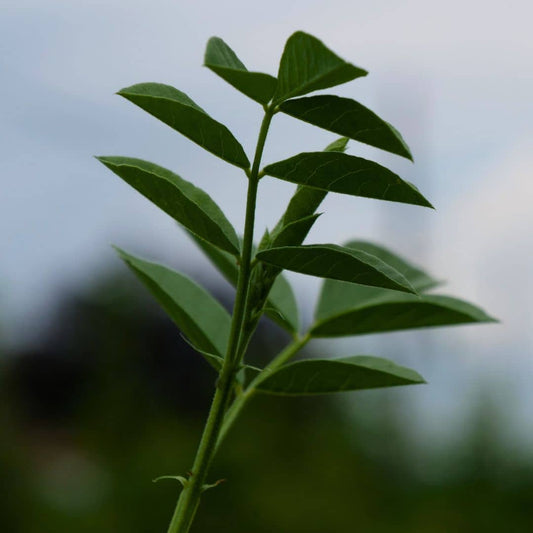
[216,333,311,450]
[166,109,275,533]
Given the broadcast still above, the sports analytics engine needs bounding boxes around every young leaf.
[115,248,231,359]
[270,213,321,249]
[205,37,277,104]
[256,355,425,395]
[263,152,433,208]
[277,186,327,230]
[187,233,299,334]
[117,83,250,168]
[256,244,416,294]
[273,31,367,104]
[279,95,413,161]
[323,136,349,153]
[97,157,240,256]
[312,291,497,337]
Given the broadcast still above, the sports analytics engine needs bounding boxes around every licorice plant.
[96,31,495,533]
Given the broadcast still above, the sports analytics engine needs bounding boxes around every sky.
[2,0,532,451]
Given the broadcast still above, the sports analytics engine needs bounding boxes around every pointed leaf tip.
[273,31,367,104]
[279,96,414,161]
[264,152,432,208]
[324,137,349,153]
[257,244,417,294]
[256,355,425,395]
[313,242,495,338]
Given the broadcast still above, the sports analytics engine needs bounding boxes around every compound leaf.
[263,152,432,208]
[97,157,240,256]
[256,355,425,395]
[279,95,413,160]
[116,248,231,360]
[273,31,367,104]
[256,244,416,294]
[205,37,277,104]
[117,83,249,168]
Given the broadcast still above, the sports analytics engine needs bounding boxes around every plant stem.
[216,333,311,450]
[166,108,275,533]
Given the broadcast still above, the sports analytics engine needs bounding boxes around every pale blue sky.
[2,0,532,453]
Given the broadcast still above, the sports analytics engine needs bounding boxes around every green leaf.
[117,83,250,168]
[204,37,277,104]
[256,355,425,395]
[116,248,231,360]
[271,214,321,248]
[189,232,239,285]
[279,187,327,229]
[263,152,432,208]
[342,241,440,292]
[273,31,367,104]
[279,95,413,161]
[97,157,240,256]
[256,244,416,294]
[266,275,299,333]
[312,290,497,337]
[324,136,349,153]
[310,240,498,337]
[271,138,347,236]
[187,233,299,334]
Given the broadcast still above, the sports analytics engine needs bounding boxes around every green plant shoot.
[97,31,496,533]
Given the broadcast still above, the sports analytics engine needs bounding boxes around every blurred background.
[1,1,532,531]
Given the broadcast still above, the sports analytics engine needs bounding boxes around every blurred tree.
[1,268,531,532]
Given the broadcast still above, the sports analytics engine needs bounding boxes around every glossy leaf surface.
[263,152,432,208]
[257,355,425,395]
[256,244,416,294]
[273,31,367,104]
[118,83,249,168]
[97,157,240,256]
[116,248,231,359]
[205,37,277,104]
[279,95,413,160]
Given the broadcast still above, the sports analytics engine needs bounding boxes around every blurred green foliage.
[1,270,531,532]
